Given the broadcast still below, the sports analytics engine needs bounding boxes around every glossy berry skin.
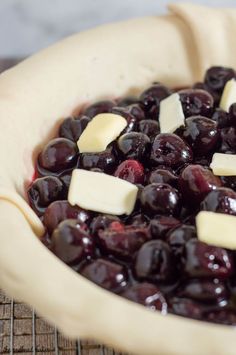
[149,216,181,239]
[59,116,90,142]
[201,187,236,215]
[179,89,214,118]
[221,175,236,190]
[140,183,181,217]
[83,100,115,118]
[150,134,193,168]
[135,240,173,282]
[211,109,231,129]
[229,103,236,127]
[112,104,145,133]
[220,127,236,153]
[90,215,120,237]
[51,219,94,265]
[122,283,168,313]
[169,297,203,319]
[167,225,196,259]
[98,222,150,259]
[148,168,178,188]
[138,119,160,141]
[179,164,222,206]
[206,310,236,325]
[184,239,233,279]
[80,258,128,293]
[177,279,227,303]
[128,213,150,227]
[78,148,116,173]
[38,138,78,173]
[183,116,219,155]
[204,66,235,95]
[114,160,144,184]
[44,200,91,234]
[27,176,65,216]
[139,83,171,119]
[117,132,150,161]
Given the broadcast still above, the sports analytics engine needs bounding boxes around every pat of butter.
[196,211,236,250]
[77,113,127,153]
[210,153,236,176]
[220,78,236,112]
[68,169,138,215]
[159,93,185,133]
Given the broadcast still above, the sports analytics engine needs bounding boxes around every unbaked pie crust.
[1,3,236,354]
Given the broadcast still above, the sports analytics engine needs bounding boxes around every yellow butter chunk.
[220,78,236,112]
[77,113,127,153]
[159,93,185,133]
[210,153,236,176]
[196,211,236,250]
[68,169,138,215]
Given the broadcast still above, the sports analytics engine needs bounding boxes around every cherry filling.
[28,66,236,325]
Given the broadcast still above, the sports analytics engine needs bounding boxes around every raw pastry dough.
[0,3,236,355]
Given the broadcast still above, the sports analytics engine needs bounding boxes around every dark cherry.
[179,164,222,206]
[98,222,150,259]
[112,104,145,133]
[184,239,233,279]
[201,187,236,215]
[51,219,94,265]
[150,133,193,168]
[183,116,219,155]
[149,216,181,239]
[204,66,235,95]
[206,310,236,325]
[178,89,214,117]
[220,127,236,153]
[140,183,181,217]
[169,297,204,319]
[122,283,168,313]
[59,116,90,142]
[135,240,173,282]
[117,96,138,107]
[44,200,91,234]
[148,168,178,188]
[128,213,150,227]
[38,138,78,173]
[221,176,236,190]
[229,103,236,127]
[83,100,115,118]
[139,83,171,119]
[167,225,196,259]
[117,132,150,161]
[78,147,116,173]
[177,279,227,303]
[211,109,231,129]
[80,258,128,293]
[114,159,144,184]
[27,176,64,216]
[138,119,160,141]
[90,215,120,237]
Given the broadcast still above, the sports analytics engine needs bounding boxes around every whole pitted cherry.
[44,200,91,233]
[219,127,236,153]
[80,258,128,293]
[229,103,236,127]
[211,109,231,129]
[122,283,168,313]
[83,100,115,118]
[149,216,181,239]
[204,66,235,95]
[138,119,160,141]
[179,89,214,117]
[184,239,233,279]
[112,104,146,133]
[206,310,236,325]
[117,96,138,107]
[78,147,116,173]
[135,240,174,282]
[38,138,78,172]
[148,168,178,188]
[139,83,172,119]
[150,134,193,168]
[169,297,204,319]
[98,222,150,259]
[114,159,144,184]
[117,132,150,161]
[183,116,219,155]
[140,183,181,217]
[27,176,65,216]
[90,215,120,236]
[59,115,90,142]
[167,225,196,259]
[201,187,236,215]
[51,219,94,265]
[179,164,222,206]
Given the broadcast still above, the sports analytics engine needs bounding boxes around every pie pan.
[1,3,236,354]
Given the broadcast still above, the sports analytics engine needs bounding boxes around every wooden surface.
[0,59,127,355]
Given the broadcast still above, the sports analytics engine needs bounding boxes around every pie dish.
[1,3,236,354]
